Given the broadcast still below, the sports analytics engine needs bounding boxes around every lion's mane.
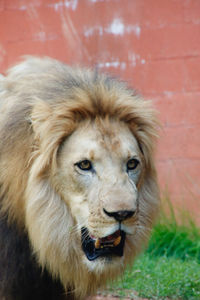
[0,57,159,299]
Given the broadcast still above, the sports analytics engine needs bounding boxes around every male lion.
[0,57,159,300]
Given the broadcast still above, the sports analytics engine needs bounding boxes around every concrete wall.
[0,0,200,223]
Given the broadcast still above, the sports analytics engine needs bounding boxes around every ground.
[88,292,147,300]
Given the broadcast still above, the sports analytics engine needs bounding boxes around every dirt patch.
[88,296,129,299]
[87,292,147,300]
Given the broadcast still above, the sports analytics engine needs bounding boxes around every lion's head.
[0,57,159,299]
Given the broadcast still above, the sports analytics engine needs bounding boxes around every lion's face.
[55,119,143,269]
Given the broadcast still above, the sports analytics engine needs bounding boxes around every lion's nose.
[103,208,135,222]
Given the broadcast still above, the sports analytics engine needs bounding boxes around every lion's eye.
[127,158,139,171]
[76,160,92,171]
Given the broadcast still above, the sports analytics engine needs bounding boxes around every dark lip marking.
[81,227,126,261]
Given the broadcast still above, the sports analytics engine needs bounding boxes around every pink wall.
[0,0,200,223]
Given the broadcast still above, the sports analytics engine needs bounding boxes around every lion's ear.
[30,100,59,175]
[30,100,76,175]
[135,127,158,174]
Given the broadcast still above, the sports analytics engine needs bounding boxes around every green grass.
[108,206,200,299]
[110,254,200,299]
[147,217,200,261]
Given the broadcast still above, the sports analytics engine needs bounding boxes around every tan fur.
[0,57,160,299]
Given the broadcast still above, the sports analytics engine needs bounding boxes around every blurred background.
[0,0,200,224]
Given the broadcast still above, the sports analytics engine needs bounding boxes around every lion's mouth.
[81,228,126,261]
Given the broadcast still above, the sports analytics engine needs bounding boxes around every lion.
[0,57,159,300]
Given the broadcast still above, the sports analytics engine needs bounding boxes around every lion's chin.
[81,227,126,261]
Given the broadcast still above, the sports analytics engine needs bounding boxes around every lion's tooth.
[94,239,101,249]
[113,236,121,246]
